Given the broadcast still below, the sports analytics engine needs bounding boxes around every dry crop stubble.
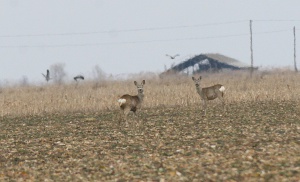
[0,70,300,117]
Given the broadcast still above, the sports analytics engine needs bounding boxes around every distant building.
[161,53,256,76]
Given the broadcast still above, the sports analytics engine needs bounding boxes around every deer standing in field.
[192,76,225,116]
[118,80,145,120]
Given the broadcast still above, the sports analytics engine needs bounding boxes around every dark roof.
[204,53,250,68]
[164,53,253,74]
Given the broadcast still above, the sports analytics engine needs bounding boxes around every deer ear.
[134,81,137,86]
[142,80,145,85]
[199,76,202,80]
[192,77,195,81]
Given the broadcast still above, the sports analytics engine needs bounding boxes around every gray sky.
[1,0,300,83]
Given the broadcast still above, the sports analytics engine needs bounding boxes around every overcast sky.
[1,0,300,84]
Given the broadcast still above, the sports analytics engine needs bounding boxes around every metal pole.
[250,20,254,77]
[294,26,298,72]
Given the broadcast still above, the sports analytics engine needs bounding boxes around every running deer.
[118,80,145,119]
[192,76,225,116]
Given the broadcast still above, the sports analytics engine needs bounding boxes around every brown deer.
[192,76,225,116]
[118,80,145,120]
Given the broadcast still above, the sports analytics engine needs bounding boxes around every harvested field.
[0,71,300,181]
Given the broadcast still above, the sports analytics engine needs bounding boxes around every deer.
[192,76,225,116]
[117,80,145,120]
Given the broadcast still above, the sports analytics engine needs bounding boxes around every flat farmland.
[0,71,300,181]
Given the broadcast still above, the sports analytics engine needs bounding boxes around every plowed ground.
[0,100,299,181]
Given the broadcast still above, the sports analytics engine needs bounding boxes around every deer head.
[192,76,202,88]
[134,80,145,94]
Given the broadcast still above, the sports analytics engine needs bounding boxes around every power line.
[253,29,290,34]
[0,19,298,39]
[0,20,248,38]
[0,29,290,48]
[253,19,300,22]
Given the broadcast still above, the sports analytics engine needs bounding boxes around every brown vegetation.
[0,70,299,181]
[1,70,299,117]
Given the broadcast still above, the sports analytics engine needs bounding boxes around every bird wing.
[74,75,84,80]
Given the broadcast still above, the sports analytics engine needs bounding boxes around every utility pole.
[250,20,254,77]
[294,26,298,72]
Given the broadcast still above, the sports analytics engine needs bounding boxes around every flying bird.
[166,54,180,59]
[42,69,51,82]
[74,75,84,81]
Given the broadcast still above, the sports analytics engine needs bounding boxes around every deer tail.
[219,86,225,92]
[118,98,126,106]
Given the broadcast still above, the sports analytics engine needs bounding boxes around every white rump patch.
[118,99,126,105]
[219,86,225,92]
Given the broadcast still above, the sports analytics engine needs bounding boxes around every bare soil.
[0,100,299,181]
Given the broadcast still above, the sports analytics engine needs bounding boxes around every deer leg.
[123,108,131,127]
[132,111,142,128]
[118,108,126,125]
[202,99,207,116]
[217,92,226,112]
[132,109,138,118]
[124,108,131,117]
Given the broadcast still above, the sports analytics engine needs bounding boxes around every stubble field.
[0,71,299,181]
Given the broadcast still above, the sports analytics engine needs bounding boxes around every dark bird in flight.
[166,54,180,59]
[42,69,51,82]
[74,75,84,81]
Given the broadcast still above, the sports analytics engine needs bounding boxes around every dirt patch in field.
[0,100,299,181]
